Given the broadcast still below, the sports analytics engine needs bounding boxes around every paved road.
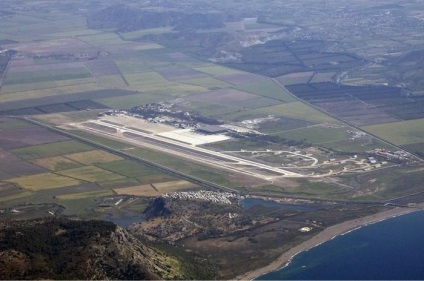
[77,119,304,178]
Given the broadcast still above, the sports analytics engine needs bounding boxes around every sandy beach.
[236,205,423,280]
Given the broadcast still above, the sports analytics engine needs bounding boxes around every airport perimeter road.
[74,119,303,178]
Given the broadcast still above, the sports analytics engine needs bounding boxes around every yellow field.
[30,156,82,171]
[56,190,114,200]
[57,166,126,182]
[63,150,124,165]
[114,184,156,196]
[0,191,32,202]
[114,180,198,197]
[8,173,81,191]
[154,180,198,191]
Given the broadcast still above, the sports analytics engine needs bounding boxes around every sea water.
[257,211,424,280]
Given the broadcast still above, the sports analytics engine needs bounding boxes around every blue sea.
[257,211,424,280]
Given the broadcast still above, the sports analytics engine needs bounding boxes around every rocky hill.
[132,196,252,242]
[0,218,195,280]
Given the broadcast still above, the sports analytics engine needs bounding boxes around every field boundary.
[271,78,424,162]
[19,116,238,193]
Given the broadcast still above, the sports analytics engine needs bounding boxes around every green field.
[129,82,208,96]
[129,148,238,187]
[0,77,97,95]
[11,140,94,160]
[2,68,93,86]
[135,43,167,51]
[98,160,164,178]
[57,166,126,182]
[235,79,297,102]
[362,119,424,145]
[77,32,125,47]
[97,177,141,189]
[402,142,424,154]
[119,27,174,40]
[0,119,34,130]
[56,190,114,200]
[123,71,170,86]
[320,138,394,153]
[260,101,339,123]
[63,150,124,165]
[96,93,169,109]
[231,97,283,109]
[114,57,153,74]
[181,77,233,89]
[194,65,243,76]
[97,75,128,88]
[273,126,348,144]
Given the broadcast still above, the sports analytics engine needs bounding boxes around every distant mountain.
[0,218,190,280]
[87,4,225,32]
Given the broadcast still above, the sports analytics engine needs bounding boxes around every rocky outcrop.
[0,218,182,280]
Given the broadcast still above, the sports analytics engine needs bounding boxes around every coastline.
[236,206,422,280]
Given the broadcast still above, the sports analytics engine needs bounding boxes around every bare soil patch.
[0,127,68,149]
[0,161,48,177]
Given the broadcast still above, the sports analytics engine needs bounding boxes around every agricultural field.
[0,118,205,217]
[272,126,349,145]
[286,82,424,127]
[30,156,84,171]
[362,119,424,146]
[186,88,258,105]
[11,140,93,160]
[0,0,423,226]
[56,166,126,183]
[8,173,81,191]
[181,77,233,89]
[2,68,93,87]
[63,150,124,165]
[259,101,339,123]
[114,180,198,197]
[194,65,243,76]
[119,27,174,41]
[235,79,297,102]
[275,72,315,85]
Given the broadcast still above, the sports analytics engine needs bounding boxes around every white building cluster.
[162,190,238,205]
